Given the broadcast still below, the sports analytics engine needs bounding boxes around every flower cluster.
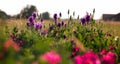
[4,40,20,51]
[100,49,116,64]
[80,13,91,25]
[42,51,61,64]
[26,12,42,30]
[74,51,101,64]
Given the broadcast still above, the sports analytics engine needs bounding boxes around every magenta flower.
[100,49,107,55]
[83,51,101,64]
[101,52,116,64]
[74,51,100,64]
[74,55,84,64]
[109,45,114,50]
[42,51,61,64]
[73,46,79,52]
[106,33,112,37]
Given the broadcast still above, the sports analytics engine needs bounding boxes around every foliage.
[0,10,120,64]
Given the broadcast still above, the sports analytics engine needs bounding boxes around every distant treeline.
[0,5,50,20]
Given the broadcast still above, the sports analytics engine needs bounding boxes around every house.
[102,13,120,21]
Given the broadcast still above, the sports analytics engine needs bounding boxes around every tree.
[42,12,50,20]
[20,5,37,19]
[0,10,9,19]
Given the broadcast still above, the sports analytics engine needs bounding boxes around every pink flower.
[109,45,114,50]
[101,52,116,64]
[100,49,107,55]
[74,51,100,64]
[83,52,101,64]
[4,40,20,51]
[73,46,79,52]
[74,55,83,64]
[42,51,61,64]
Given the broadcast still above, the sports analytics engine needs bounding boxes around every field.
[0,16,120,64]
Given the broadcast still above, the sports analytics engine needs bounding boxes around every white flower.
[115,36,119,41]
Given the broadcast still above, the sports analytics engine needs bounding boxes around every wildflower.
[10,35,15,40]
[35,22,42,30]
[83,51,100,64]
[61,21,64,26]
[68,9,70,15]
[115,36,119,41]
[53,13,57,21]
[59,12,62,17]
[41,18,44,22]
[42,29,48,35]
[73,11,75,16]
[73,46,79,52]
[32,12,37,19]
[26,22,31,27]
[74,55,83,64]
[101,51,116,64]
[85,14,91,22]
[70,40,75,44]
[49,25,53,30]
[28,16,34,22]
[80,18,86,25]
[42,51,61,64]
[106,33,112,37]
[73,31,77,34]
[100,49,107,55]
[4,40,20,51]
[109,45,114,50]
[74,51,100,64]
[71,46,79,57]
[64,23,67,27]
[57,22,61,27]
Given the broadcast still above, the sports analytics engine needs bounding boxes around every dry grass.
[100,21,120,37]
[1,19,120,37]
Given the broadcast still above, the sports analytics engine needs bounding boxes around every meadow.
[0,12,120,64]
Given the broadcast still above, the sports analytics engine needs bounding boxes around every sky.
[0,0,120,19]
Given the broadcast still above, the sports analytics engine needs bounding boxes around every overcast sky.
[0,0,120,19]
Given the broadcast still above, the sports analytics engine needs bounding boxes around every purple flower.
[28,16,34,22]
[57,22,61,27]
[35,22,42,30]
[80,18,86,25]
[49,25,53,30]
[41,18,44,22]
[32,12,37,19]
[61,21,64,26]
[26,22,31,26]
[85,14,91,21]
[53,13,57,20]
[59,12,62,17]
